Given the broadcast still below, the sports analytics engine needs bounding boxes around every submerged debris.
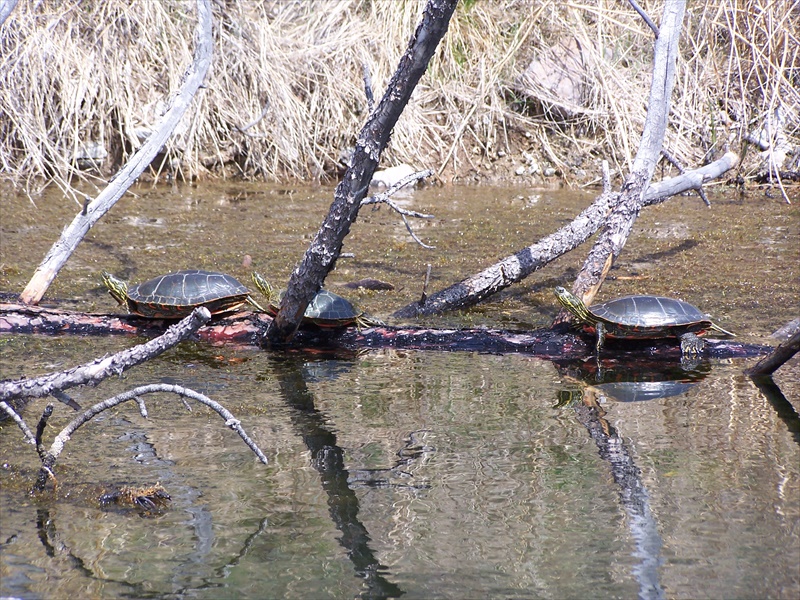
[99,483,171,511]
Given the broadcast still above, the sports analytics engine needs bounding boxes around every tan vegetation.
[0,0,797,199]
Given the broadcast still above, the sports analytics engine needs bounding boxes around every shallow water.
[1,181,799,599]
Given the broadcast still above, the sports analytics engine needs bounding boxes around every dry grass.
[0,0,796,199]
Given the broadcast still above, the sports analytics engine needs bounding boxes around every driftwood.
[265,0,458,345]
[745,328,800,377]
[0,307,268,493]
[0,307,212,403]
[570,1,686,309]
[18,0,213,306]
[395,2,694,321]
[0,302,769,361]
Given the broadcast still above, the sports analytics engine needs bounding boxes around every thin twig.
[35,403,54,459]
[421,264,432,305]
[235,101,271,138]
[0,401,36,445]
[361,169,436,248]
[628,0,659,37]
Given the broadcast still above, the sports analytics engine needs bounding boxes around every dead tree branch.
[264,0,458,345]
[391,151,735,319]
[18,0,213,305]
[0,307,211,403]
[745,328,800,377]
[361,169,436,248]
[569,0,686,308]
[33,383,268,492]
[0,401,37,445]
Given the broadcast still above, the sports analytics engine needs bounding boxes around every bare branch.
[628,0,658,37]
[235,101,271,138]
[570,0,686,306]
[392,150,736,319]
[0,401,36,446]
[18,0,213,305]
[33,383,268,492]
[361,169,436,248]
[0,307,211,403]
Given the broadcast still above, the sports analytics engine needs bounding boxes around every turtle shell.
[305,289,360,327]
[126,270,251,318]
[588,295,714,339]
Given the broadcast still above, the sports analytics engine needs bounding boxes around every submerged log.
[0,302,769,360]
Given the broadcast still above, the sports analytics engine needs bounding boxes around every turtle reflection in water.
[554,286,735,356]
[102,269,265,318]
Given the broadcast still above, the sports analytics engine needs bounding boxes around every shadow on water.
[268,355,405,599]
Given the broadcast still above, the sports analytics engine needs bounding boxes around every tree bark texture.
[265,0,458,345]
[18,0,213,305]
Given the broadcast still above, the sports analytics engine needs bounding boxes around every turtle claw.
[679,332,706,357]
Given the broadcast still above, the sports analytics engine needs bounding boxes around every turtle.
[251,271,384,329]
[554,286,735,356]
[102,269,266,318]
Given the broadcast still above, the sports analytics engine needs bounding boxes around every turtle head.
[251,272,280,304]
[102,271,129,308]
[554,286,592,322]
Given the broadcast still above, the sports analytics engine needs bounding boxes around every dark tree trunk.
[265,0,459,346]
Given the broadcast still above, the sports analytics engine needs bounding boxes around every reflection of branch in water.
[572,398,665,600]
[35,508,141,593]
[348,429,434,490]
[271,357,405,599]
[749,376,800,446]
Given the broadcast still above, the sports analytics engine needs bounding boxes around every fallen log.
[0,302,770,360]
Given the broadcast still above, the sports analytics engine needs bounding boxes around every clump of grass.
[0,0,796,199]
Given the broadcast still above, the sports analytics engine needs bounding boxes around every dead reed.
[0,0,796,198]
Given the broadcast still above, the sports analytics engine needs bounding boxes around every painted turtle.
[554,286,735,356]
[102,269,265,318]
[251,272,383,329]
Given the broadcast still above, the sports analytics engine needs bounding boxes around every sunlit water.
[1,181,798,598]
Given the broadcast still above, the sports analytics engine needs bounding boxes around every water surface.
[1,181,798,598]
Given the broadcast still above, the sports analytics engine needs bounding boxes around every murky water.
[1,181,799,599]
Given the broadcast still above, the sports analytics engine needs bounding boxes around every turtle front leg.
[679,332,706,357]
[595,322,606,355]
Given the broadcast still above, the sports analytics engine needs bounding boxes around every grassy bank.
[0,0,797,198]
